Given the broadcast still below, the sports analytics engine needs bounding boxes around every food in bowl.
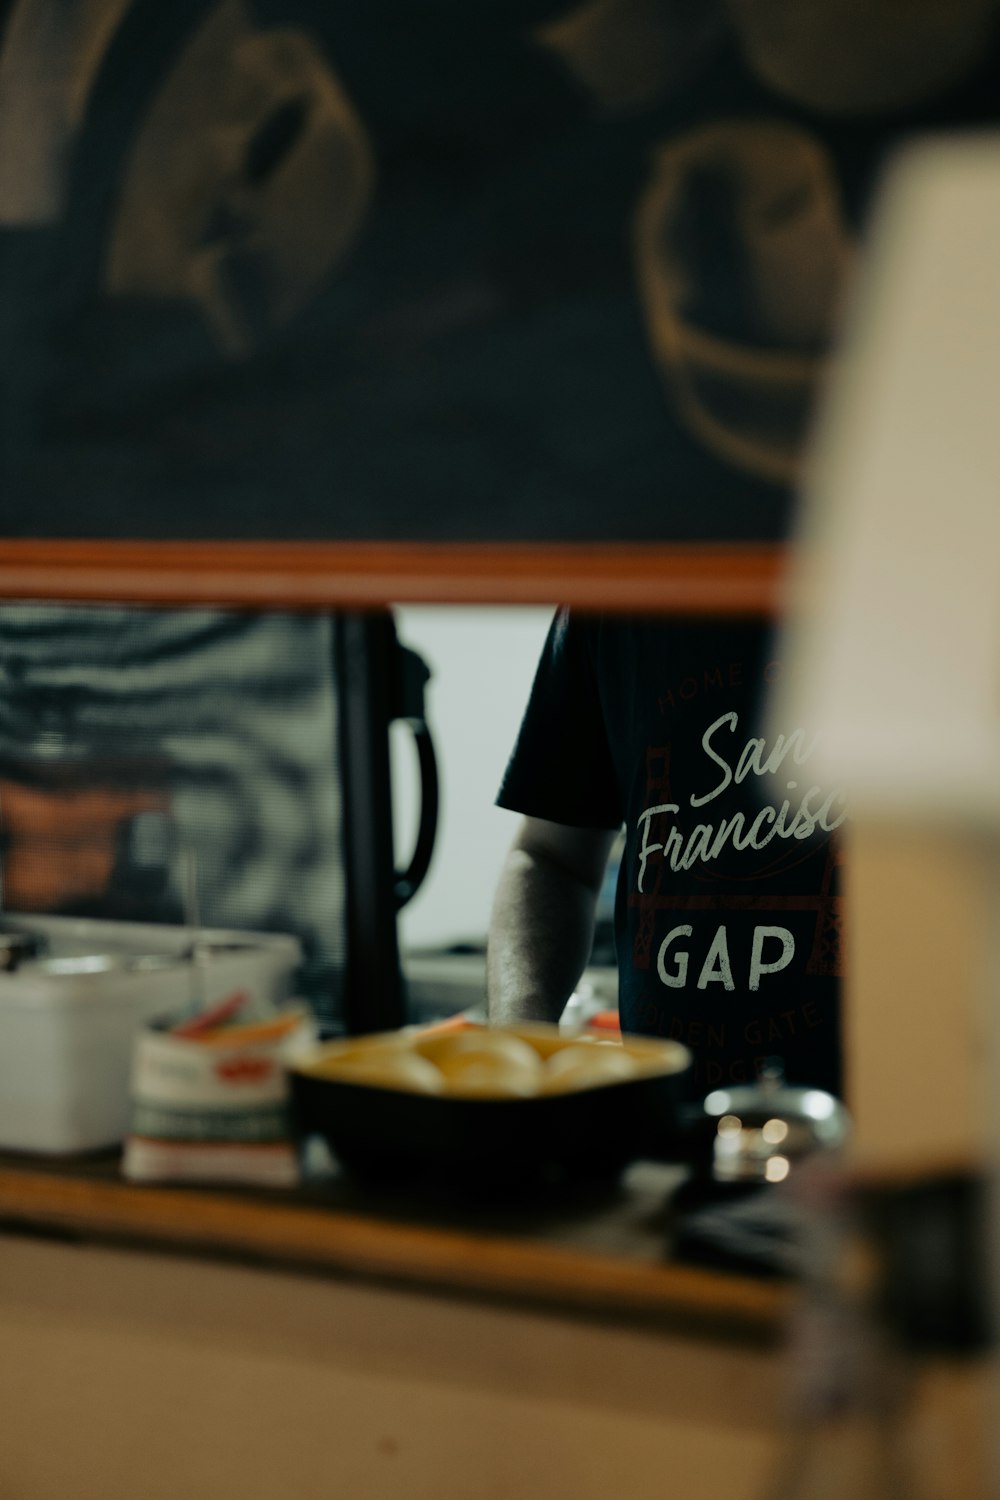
[541,1040,640,1093]
[414,1029,544,1098]
[306,1044,445,1094]
[293,1024,687,1101]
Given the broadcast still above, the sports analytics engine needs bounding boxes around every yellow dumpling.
[423,1031,544,1098]
[542,1042,638,1094]
[308,1045,444,1094]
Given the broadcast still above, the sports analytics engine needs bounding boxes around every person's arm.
[486,814,617,1027]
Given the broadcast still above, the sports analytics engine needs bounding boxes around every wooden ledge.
[0,1155,791,1342]
[0,540,786,614]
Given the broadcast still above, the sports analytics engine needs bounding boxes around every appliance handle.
[393,717,438,910]
[389,639,439,911]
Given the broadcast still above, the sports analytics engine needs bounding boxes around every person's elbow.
[506,816,617,898]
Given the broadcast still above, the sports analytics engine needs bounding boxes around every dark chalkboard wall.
[1,0,997,545]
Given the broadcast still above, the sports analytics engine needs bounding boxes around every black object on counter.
[863,1171,995,1355]
[290,1061,695,1197]
[670,1176,800,1278]
[0,929,42,971]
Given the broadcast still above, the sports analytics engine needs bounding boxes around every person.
[487,609,845,1098]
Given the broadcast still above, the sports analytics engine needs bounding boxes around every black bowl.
[289,1029,694,1195]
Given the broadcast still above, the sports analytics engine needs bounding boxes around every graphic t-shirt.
[498,611,844,1096]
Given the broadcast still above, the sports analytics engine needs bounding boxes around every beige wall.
[845,822,993,1173]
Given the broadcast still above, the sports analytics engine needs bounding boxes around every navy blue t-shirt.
[498,611,844,1096]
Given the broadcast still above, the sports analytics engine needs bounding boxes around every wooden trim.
[0,1163,790,1339]
[0,540,786,613]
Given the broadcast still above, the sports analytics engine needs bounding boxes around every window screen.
[0,603,348,1025]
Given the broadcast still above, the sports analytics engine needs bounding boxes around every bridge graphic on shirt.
[631,741,843,978]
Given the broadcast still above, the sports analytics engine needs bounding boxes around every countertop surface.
[0,1145,793,1342]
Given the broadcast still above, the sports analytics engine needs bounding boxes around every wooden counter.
[0,1147,790,1341]
[0,1146,801,1500]
[0,1148,988,1500]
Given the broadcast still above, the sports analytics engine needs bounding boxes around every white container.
[0,914,301,1154]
